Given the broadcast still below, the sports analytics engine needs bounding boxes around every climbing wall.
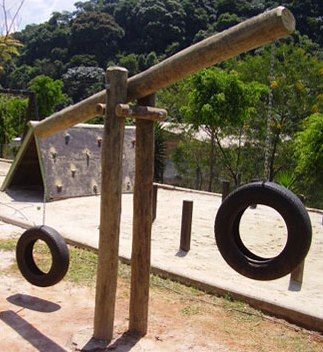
[2,123,136,201]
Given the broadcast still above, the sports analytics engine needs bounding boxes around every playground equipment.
[214,182,312,281]
[1,123,136,200]
[9,6,312,345]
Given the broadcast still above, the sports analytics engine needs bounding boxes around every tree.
[229,40,322,180]
[62,66,105,103]
[0,0,25,73]
[181,68,267,190]
[293,113,323,206]
[71,11,124,65]
[29,75,68,119]
[0,95,28,156]
[172,131,209,189]
[130,0,186,54]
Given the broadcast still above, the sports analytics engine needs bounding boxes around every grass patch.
[0,238,322,352]
[0,238,17,251]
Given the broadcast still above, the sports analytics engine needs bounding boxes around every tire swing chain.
[214,43,312,281]
[42,187,46,226]
[263,43,276,182]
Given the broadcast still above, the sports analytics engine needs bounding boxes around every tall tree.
[29,75,68,119]
[181,68,267,190]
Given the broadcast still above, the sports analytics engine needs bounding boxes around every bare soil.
[0,228,322,352]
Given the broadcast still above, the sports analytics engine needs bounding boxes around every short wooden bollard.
[93,67,128,341]
[222,180,230,202]
[290,260,305,285]
[180,200,193,252]
[129,94,156,335]
[152,184,158,222]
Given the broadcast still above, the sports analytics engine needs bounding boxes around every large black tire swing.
[16,225,70,287]
[214,182,312,281]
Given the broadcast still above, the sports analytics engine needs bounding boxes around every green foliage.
[180,68,267,188]
[62,66,105,103]
[172,132,209,189]
[71,11,124,66]
[29,75,68,118]
[0,95,28,156]
[0,36,22,73]
[294,113,323,186]
[154,123,166,182]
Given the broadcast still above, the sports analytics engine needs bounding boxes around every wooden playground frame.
[22,7,296,343]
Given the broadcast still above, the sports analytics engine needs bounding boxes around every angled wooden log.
[34,7,295,139]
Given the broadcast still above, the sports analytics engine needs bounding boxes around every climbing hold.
[64,133,71,145]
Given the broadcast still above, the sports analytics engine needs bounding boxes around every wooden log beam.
[97,103,167,121]
[33,7,295,139]
[93,67,128,342]
[116,104,167,121]
[129,94,155,335]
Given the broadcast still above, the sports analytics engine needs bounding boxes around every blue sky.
[2,0,86,32]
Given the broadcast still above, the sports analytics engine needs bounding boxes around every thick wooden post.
[129,94,155,335]
[93,67,128,341]
[180,200,193,252]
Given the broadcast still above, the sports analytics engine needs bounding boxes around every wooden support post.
[222,180,230,202]
[290,260,305,285]
[152,184,158,222]
[129,94,155,336]
[93,67,128,342]
[180,200,193,252]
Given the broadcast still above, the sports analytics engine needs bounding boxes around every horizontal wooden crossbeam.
[97,103,167,121]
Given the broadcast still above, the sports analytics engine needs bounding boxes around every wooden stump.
[93,67,128,341]
[180,200,193,252]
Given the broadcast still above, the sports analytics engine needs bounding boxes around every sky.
[2,0,86,33]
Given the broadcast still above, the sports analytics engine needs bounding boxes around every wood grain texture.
[115,104,167,121]
[34,7,295,138]
[93,67,128,341]
[129,94,155,335]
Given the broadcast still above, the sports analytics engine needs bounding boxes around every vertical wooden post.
[222,180,230,202]
[290,260,305,285]
[129,94,155,335]
[152,184,158,222]
[180,200,193,252]
[93,67,128,341]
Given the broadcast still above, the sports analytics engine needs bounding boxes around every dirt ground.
[0,157,322,323]
[0,232,322,352]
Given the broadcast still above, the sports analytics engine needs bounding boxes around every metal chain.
[42,186,46,225]
[264,43,276,181]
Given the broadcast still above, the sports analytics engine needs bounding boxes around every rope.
[264,43,276,181]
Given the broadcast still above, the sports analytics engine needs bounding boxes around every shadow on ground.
[0,310,67,352]
[7,293,61,313]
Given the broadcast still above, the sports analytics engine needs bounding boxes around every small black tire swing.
[16,225,70,287]
[214,182,312,281]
